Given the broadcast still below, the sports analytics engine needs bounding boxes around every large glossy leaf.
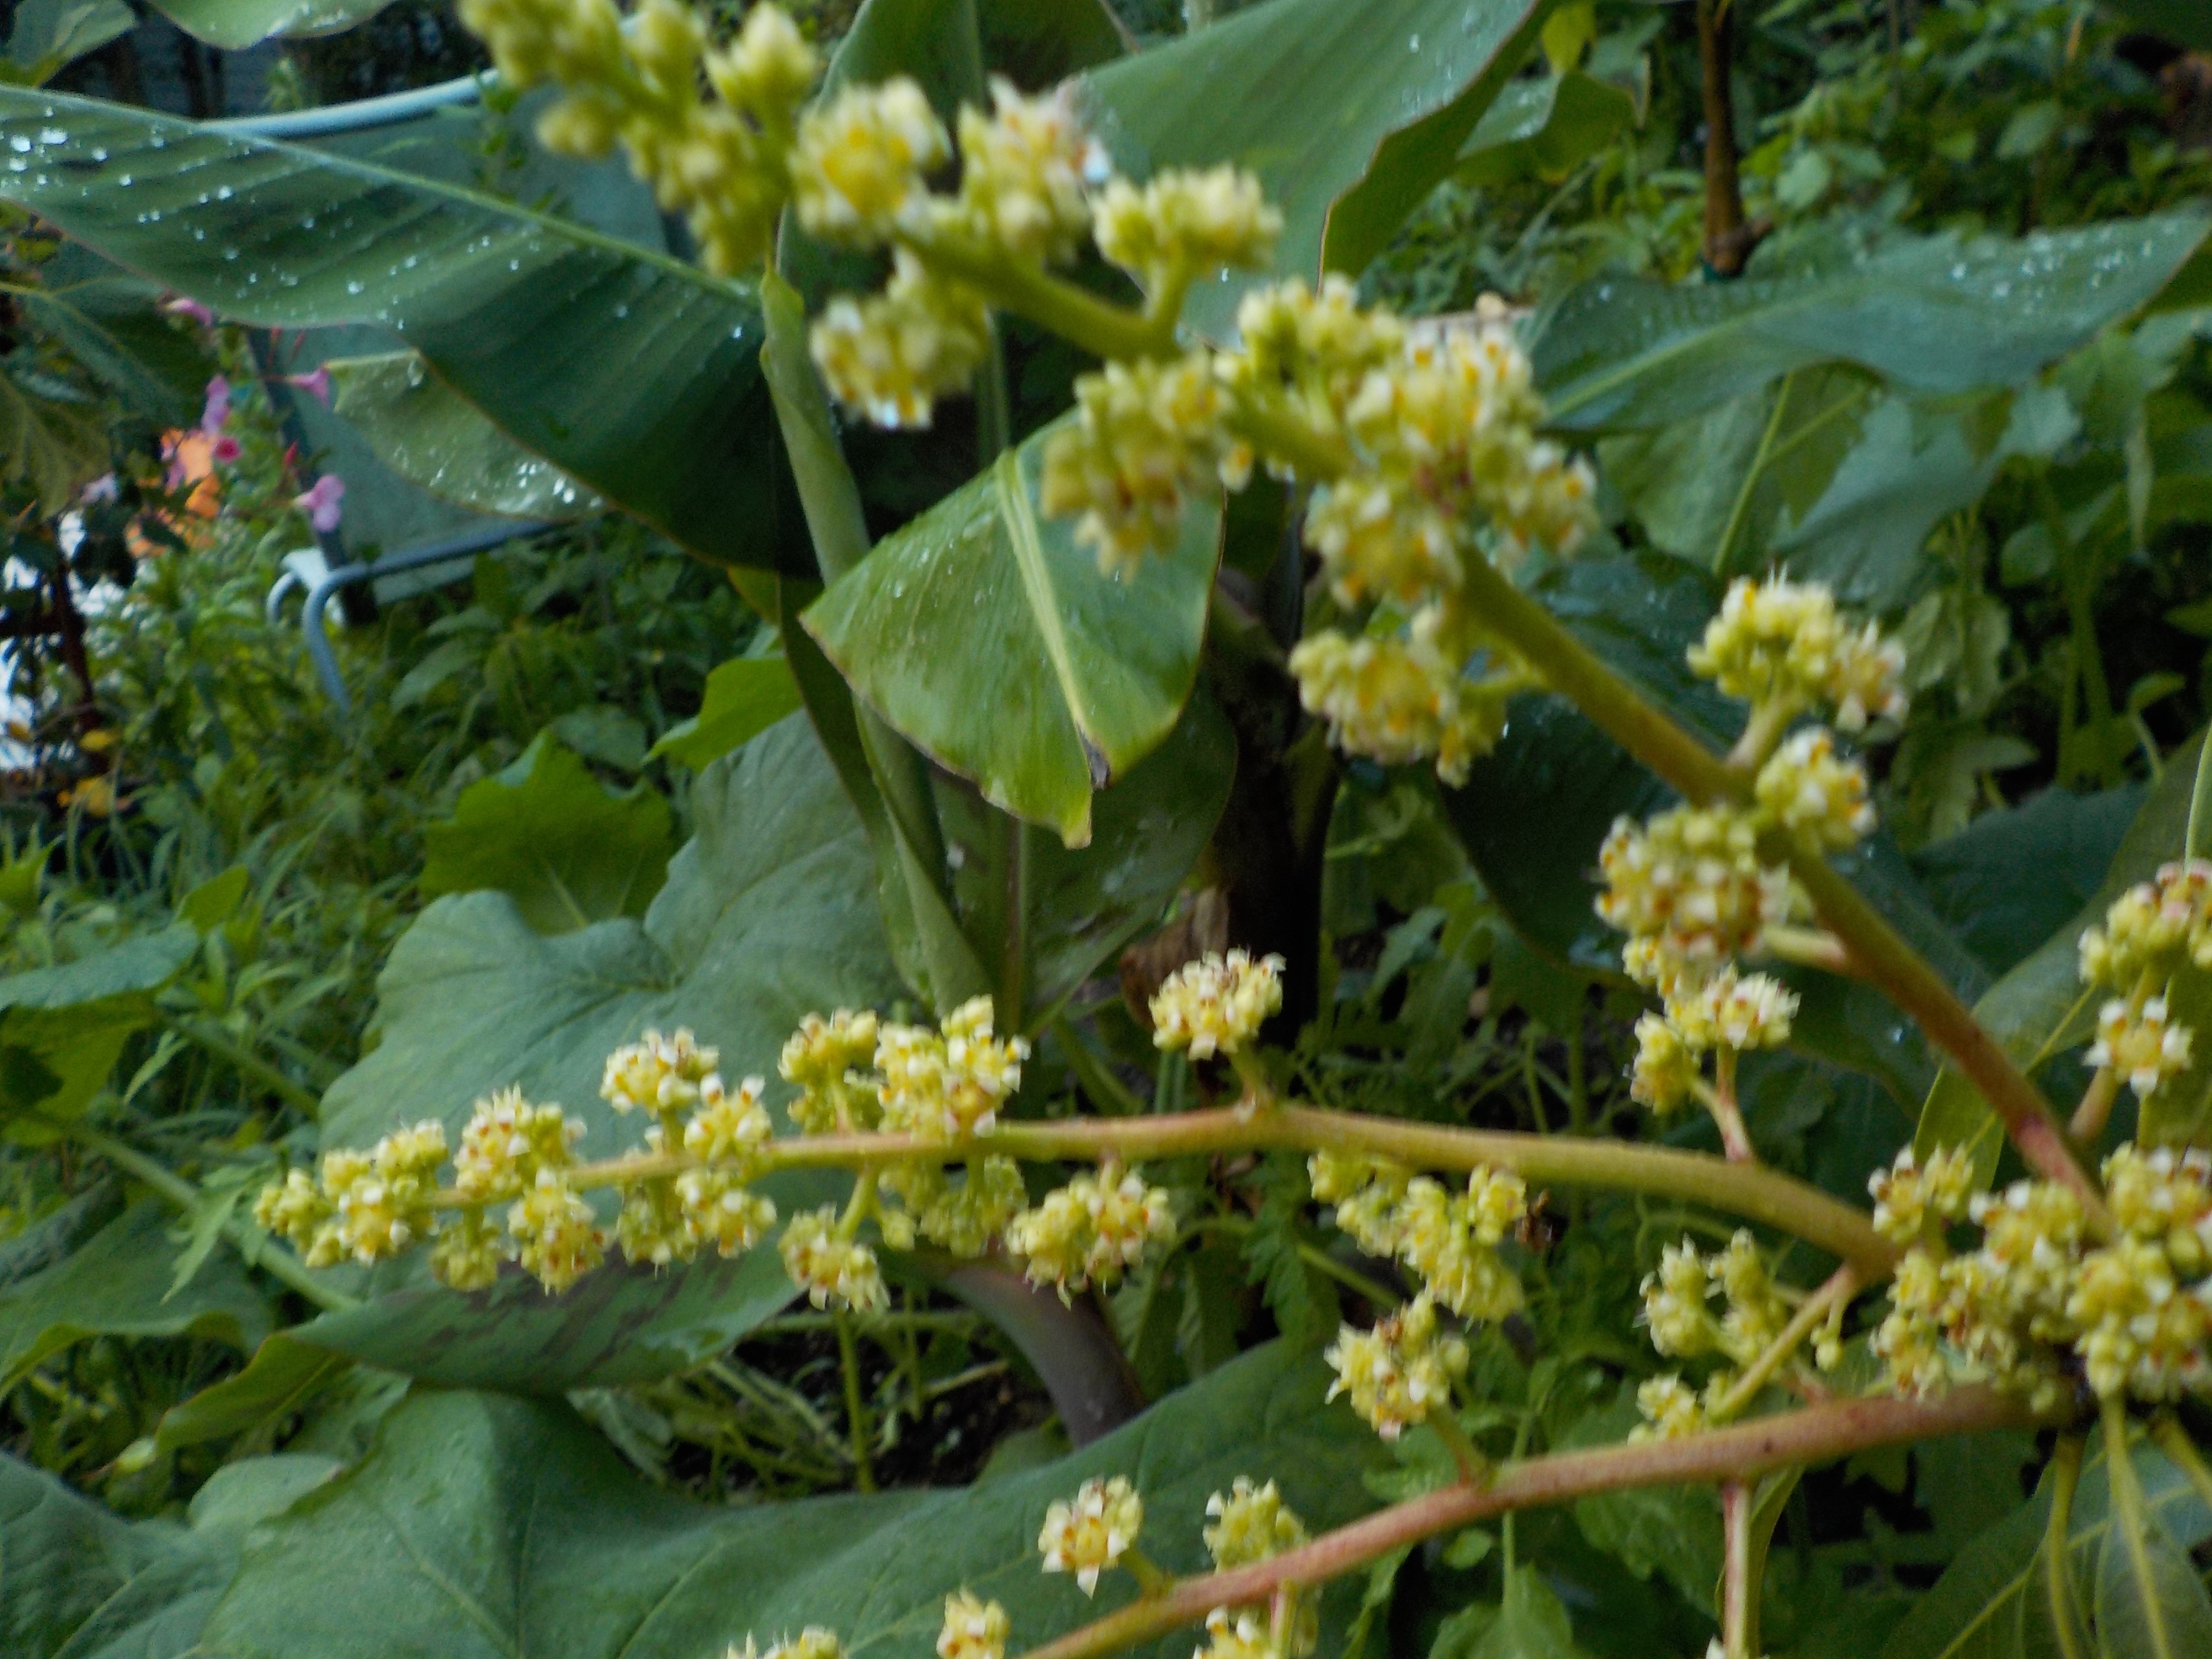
[0,90,804,574]
[1914,734,2199,1179]
[1538,210,2212,432]
[1081,0,1553,338]
[323,713,904,1149]
[1882,1437,2212,1659]
[196,1341,1378,1659]
[0,922,199,1137]
[289,1237,805,1391]
[1453,69,1635,187]
[418,732,676,936]
[650,655,805,771]
[327,350,604,521]
[147,0,398,50]
[2,0,130,85]
[0,1201,268,1390]
[805,422,1220,847]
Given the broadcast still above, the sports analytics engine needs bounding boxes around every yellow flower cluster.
[252,1120,448,1269]
[2076,858,2212,1103]
[1038,1474,1144,1595]
[457,0,819,274]
[1628,967,1797,1117]
[1875,1143,2212,1405]
[1004,1161,1176,1300]
[879,1156,1027,1257]
[1202,1478,1318,1658]
[1149,948,1284,1060]
[811,250,992,431]
[1599,806,1797,975]
[936,1590,1010,1659]
[1754,727,1875,851]
[1324,1291,1469,1440]
[1307,1154,1528,1323]
[779,1203,889,1313]
[1284,624,1517,788]
[729,1628,845,1659]
[1866,1144,1974,1245]
[1632,1231,1811,1436]
[1687,575,1908,734]
[780,999,1025,1140]
[1091,168,1281,297]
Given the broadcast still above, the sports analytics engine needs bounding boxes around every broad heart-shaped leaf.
[805,422,1220,847]
[323,713,904,1149]
[288,1227,809,1391]
[145,0,398,50]
[1881,1434,2212,1659]
[1914,734,2200,1182]
[0,90,807,575]
[418,731,676,936]
[1443,550,1983,1110]
[195,1342,1380,1659]
[1537,210,2212,432]
[1080,0,1551,340]
[650,654,805,770]
[327,350,604,521]
[0,1201,269,1391]
[0,922,199,1139]
[0,1447,337,1659]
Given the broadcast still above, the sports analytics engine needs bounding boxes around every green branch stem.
[1014,1387,2051,1659]
[53,1117,357,1313]
[418,1102,1894,1278]
[1450,554,2106,1224]
[907,230,1176,362]
[1707,1264,1859,1424]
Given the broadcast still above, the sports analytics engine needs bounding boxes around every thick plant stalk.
[1696,0,1754,275]
[1014,1388,2047,1659]
[1452,555,2109,1224]
[1720,1480,1755,1659]
[434,1103,1897,1279]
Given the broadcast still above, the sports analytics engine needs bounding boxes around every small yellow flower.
[1324,1292,1468,1440]
[936,1590,1010,1659]
[791,77,948,244]
[1040,353,1231,574]
[780,1008,882,1134]
[1687,575,1905,728]
[1192,1607,1274,1659]
[1287,615,1515,787]
[1755,727,1875,850]
[779,1205,889,1312]
[1203,1476,1308,1568]
[601,1027,719,1115]
[676,1166,779,1256]
[1631,1373,1704,1441]
[1148,949,1285,1059]
[1091,165,1280,294]
[454,1087,583,1202]
[1629,1013,1700,1115]
[1394,1172,1526,1323]
[1668,967,1797,1053]
[811,250,992,430]
[876,996,1029,1141]
[1867,1145,1974,1245]
[2088,996,2195,1099]
[1038,1474,1143,1595]
[1308,1151,1411,1257]
[1006,1163,1175,1299]
[430,1208,506,1290]
[508,1167,604,1292]
[253,1167,335,1260]
[883,1155,1026,1256]
[734,1628,844,1659]
[1598,806,1795,965]
[950,78,1102,263]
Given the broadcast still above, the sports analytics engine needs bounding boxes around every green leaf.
[323,714,903,1149]
[806,423,1219,847]
[144,0,399,50]
[196,1342,1378,1659]
[1454,69,1635,188]
[0,90,803,574]
[0,923,199,1136]
[418,732,676,936]
[0,1201,268,1391]
[1914,735,2200,1181]
[2094,1484,2212,1659]
[290,1240,804,1391]
[327,351,604,521]
[2108,0,2212,49]
[1538,212,2212,432]
[1434,1563,1585,1659]
[2,0,132,84]
[1881,1437,2212,1659]
[149,1333,354,1457]
[0,362,105,514]
[1082,0,1553,339]
[649,655,805,772]
[1560,1393,1721,1615]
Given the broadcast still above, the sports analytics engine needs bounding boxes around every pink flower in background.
[161,295,214,327]
[284,366,331,408]
[199,375,230,432]
[295,474,345,534]
[210,433,241,463]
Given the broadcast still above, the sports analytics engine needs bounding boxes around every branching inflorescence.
[252,2,2212,1656]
